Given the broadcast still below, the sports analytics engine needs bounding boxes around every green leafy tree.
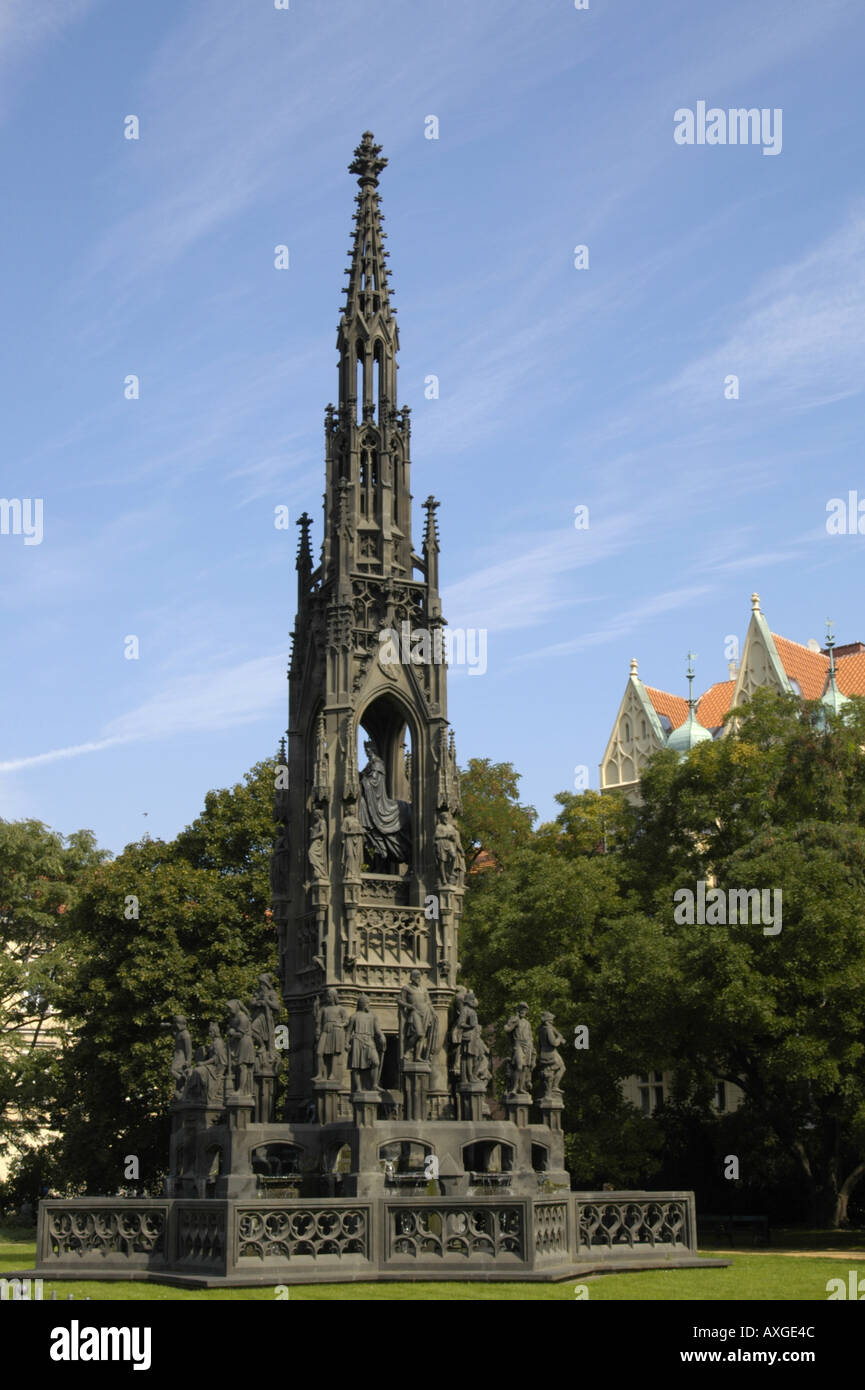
[0,820,105,1187]
[48,760,278,1194]
[625,690,865,1225]
[456,758,535,871]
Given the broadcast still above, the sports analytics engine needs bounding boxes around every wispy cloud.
[665,211,865,416]
[0,653,284,774]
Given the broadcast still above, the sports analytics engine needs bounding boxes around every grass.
[2,1226,863,1299]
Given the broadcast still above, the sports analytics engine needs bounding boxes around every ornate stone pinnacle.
[349,131,387,187]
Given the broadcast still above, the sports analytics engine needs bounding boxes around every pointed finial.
[751,592,760,613]
[686,651,697,711]
[296,511,313,570]
[423,495,440,548]
[349,131,387,187]
[629,657,639,677]
[826,619,836,675]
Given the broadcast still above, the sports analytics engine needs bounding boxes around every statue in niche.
[434,810,466,886]
[226,1000,255,1098]
[341,803,365,880]
[185,1022,227,1106]
[270,828,289,896]
[250,973,282,1067]
[457,991,488,1085]
[308,809,328,881]
[504,1002,536,1097]
[399,969,439,1063]
[537,1011,566,1098]
[170,1015,192,1099]
[313,988,347,1081]
[346,994,385,1092]
[358,739,411,869]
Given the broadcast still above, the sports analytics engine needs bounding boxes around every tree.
[456,758,535,871]
[0,820,105,1184]
[47,760,279,1194]
[625,690,865,1226]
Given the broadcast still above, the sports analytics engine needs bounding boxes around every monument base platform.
[32,1190,725,1286]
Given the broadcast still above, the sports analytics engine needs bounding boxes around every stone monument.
[31,134,720,1287]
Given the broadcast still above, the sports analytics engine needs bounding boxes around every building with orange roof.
[600,593,865,799]
[605,593,863,1119]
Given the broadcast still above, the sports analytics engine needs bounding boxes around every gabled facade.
[601,592,865,797]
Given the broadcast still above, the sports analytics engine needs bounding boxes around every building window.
[638,1071,665,1115]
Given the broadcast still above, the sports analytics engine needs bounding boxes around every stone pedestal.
[351,1089,381,1127]
[458,1080,487,1122]
[539,1094,564,1132]
[226,1094,255,1131]
[505,1092,533,1128]
[314,1078,342,1125]
[255,1068,278,1125]
[402,1062,430,1121]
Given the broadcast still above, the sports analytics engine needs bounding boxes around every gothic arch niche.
[373,340,382,419]
[356,692,415,874]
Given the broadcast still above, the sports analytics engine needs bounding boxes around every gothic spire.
[340,131,397,371]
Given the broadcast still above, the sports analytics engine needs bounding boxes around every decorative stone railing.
[35,1190,702,1283]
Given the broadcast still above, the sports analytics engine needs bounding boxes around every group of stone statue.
[171,972,564,1113]
[169,973,283,1107]
[313,969,439,1093]
[504,1002,565,1101]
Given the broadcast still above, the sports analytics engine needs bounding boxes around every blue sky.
[1,0,864,853]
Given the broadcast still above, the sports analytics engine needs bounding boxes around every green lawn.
[2,1229,862,1299]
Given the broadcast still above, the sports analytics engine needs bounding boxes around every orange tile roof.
[835,651,865,696]
[696,680,735,728]
[644,686,689,727]
[770,633,829,699]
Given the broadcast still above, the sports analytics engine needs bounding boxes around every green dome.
[667,707,713,757]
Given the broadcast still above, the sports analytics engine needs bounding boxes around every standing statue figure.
[434,810,466,886]
[170,1015,192,1098]
[345,994,385,1092]
[341,804,365,880]
[314,988,348,1081]
[504,1002,536,1097]
[399,969,439,1063]
[250,973,282,1067]
[458,991,487,1085]
[448,986,468,1095]
[308,809,328,881]
[538,1011,566,1098]
[186,1022,228,1105]
[358,739,411,868]
[226,1000,256,1098]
